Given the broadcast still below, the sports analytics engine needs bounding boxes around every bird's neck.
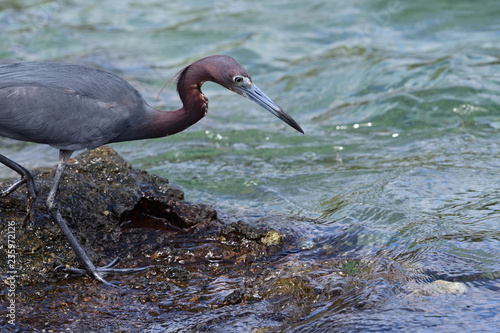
[146,67,211,138]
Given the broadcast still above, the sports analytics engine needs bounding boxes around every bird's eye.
[233,76,244,84]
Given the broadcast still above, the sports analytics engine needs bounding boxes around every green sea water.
[1,0,499,331]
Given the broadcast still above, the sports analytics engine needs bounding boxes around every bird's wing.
[0,62,144,150]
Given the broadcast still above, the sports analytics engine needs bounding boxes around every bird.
[0,55,304,286]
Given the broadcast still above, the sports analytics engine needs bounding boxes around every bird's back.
[0,61,148,150]
[0,61,142,103]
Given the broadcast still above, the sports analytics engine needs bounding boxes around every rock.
[0,146,221,284]
[410,280,468,296]
[0,146,299,331]
[223,290,245,305]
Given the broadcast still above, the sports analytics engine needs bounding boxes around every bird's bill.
[241,84,304,134]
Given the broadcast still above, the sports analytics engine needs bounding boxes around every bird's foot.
[55,257,154,287]
[1,175,38,229]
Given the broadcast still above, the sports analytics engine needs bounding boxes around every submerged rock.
[410,280,468,296]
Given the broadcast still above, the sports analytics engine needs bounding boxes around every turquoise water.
[1,0,499,331]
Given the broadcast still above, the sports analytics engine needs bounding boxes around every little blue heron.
[0,55,303,285]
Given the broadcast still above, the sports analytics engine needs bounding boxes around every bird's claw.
[55,256,154,287]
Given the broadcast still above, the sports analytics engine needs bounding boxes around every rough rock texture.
[0,147,306,331]
[0,147,222,282]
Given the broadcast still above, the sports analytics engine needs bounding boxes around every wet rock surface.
[0,146,449,332]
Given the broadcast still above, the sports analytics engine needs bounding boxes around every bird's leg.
[46,150,112,285]
[48,150,152,286]
[0,153,38,228]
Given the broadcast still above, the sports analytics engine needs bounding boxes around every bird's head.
[192,55,304,134]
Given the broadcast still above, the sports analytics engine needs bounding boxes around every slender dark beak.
[240,84,304,134]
